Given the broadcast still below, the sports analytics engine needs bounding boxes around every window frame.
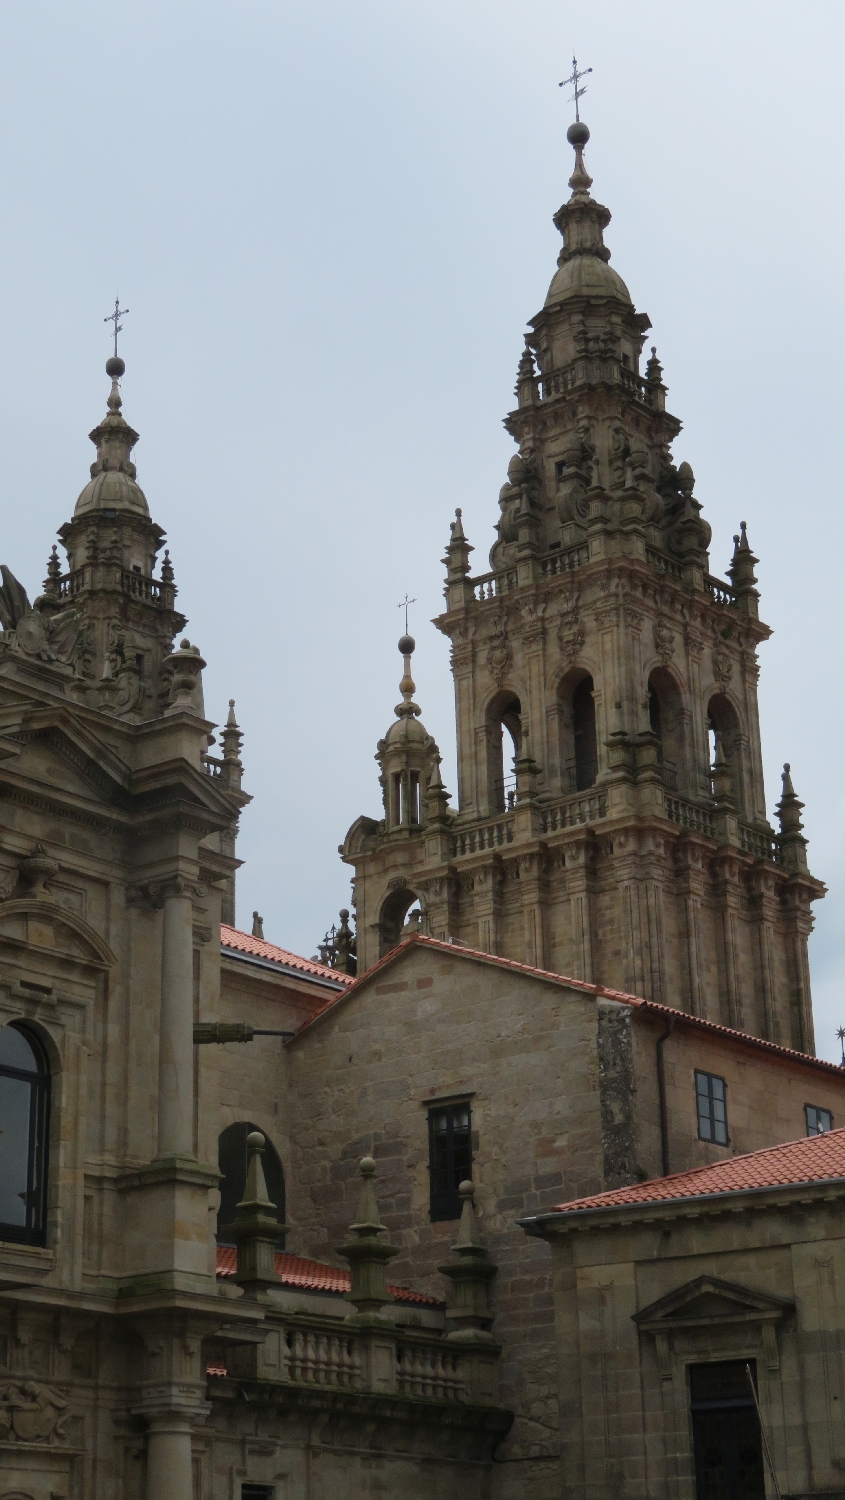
[805,1103,833,1137]
[0,1023,50,1246]
[695,1069,729,1147]
[427,1100,473,1222]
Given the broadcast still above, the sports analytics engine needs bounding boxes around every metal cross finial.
[397,593,417,634]
[559,55,592,122]
[837,1026,845,1066]
[104,296,129,358]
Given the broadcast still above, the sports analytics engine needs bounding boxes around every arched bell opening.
[707,693,745,814]
[648,667,685,793]
[379,885,421,958]
[558,670,597,792]
[485,690,522,814]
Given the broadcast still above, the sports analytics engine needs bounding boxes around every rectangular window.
[695,1070,728,1145]
[806,1104,833,1136]
[241,1487,274,1500]
[428,1102,472,1221]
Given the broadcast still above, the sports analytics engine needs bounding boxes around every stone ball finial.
[398,634,415,655]
[246,1130,265,1151]
[567,120,590,147]
[106,355,125,380]
[359,1156,376,1178]
[339,908,350,921]
[458,1179,475,1201]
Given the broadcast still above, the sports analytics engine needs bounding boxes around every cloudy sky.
[1,2,843,1058]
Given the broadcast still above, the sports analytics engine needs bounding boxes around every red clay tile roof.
[220,924,354,986]
[534,1126,845,1219]
[215,1244,441,1305]
[289,934,845,1079]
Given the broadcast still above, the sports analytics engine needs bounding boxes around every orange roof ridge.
[532,1125,845,1219]
[288,934,845,1077]
[220,923,354,986]
[215,1244,442,1305]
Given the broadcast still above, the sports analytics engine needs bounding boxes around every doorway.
[689,1361,765,1500]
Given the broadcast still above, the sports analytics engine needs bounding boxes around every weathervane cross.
[559,55,592,122]
[104,296,129,359]
[397,593,417,634]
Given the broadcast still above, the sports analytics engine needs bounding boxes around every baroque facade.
[0,110,838,1500]
[343,120,823,1056]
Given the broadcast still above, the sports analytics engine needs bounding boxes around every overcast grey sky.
[1,2,843,1057]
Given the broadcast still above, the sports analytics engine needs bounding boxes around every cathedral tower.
[343,121,823,1052]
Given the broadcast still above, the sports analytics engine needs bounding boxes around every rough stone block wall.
[287,945,607,1494]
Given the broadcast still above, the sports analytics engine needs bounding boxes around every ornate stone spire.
[74,357,149,519]
[338,1157,399,1322]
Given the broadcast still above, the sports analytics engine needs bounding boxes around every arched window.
[0,1023,49,1245]
[707,694,744,812]
[486,691,521,813]
[217,1122,286,1250]
[379,885,420,956]
[558,672,597,791]
[648,668,685,792]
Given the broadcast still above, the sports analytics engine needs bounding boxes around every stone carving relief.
[555,424,594,523]
[0,1381,71,1443]
[653,616,676,665]
[712,642,733,691]
[0,566,90,678]
[486,618,513,686]
[556,589,584,663]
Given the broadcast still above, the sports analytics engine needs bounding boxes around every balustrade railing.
[284,1326,362,1388]
[541,544,589,578]
[121,569,164,603]
[451,817,515,858]
[202,755,224,779]
[472,569,518,602]
[540,788,607,832]
[395,1343,463,1401]
[738,822,781,862]
[645,548,685,584]
[706,575,737,608]
[663,795,717,838]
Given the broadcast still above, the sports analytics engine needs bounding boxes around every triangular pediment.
[634,1275,793,1330]
[8,713,131,810]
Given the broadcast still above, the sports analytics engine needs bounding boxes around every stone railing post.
[439,1180,500,1403]
[225,1131,284,1297]
[157,878,197,1160]
[339,1157,400,1393]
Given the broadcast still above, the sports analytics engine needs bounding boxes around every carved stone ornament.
[556,590,584,663]
[653,616,676,665]
[0,1380,71,1443]
[485,619,513,686]
[712,643,733,691]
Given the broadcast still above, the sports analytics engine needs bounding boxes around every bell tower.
[342,120,824,1052]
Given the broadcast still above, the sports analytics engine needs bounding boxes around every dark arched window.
[217,1122,286,1250]
[648,668,685,792]
[0,1023,49,1245]
[486,691,521,813]
[572,676,597,790]
[707,693,744,813]
[379,885,419,957]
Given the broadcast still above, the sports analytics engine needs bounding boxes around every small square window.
[428,1102,472,1221]
[806,1104,833,1136]
[695,1070,728,1146]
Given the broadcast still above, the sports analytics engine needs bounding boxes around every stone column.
[158,879,196,1160]
[145,1410,195,1500]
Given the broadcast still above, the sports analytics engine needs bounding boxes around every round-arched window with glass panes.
[0,1023,49,1244]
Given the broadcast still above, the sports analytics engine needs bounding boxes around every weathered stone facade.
[0,370,513,1499]
[343,123,823,1056]
[524,1133,845,1500]
[283,935,845,1496]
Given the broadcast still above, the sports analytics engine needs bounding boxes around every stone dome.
[73,468,150,518]
[383,714,430,749]
[545,255,632,308]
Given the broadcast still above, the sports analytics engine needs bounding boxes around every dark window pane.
[428,1102,473,1221]
[806,1105,833,1136]
[0,1075,31,1226]
[0,1025,39,1072]
[695,1071,728,1146]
